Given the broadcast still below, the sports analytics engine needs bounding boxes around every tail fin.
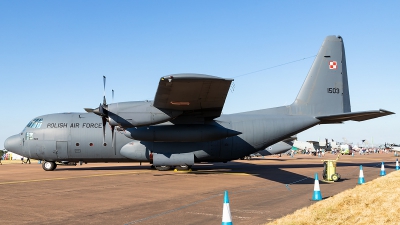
[291,35,351,116]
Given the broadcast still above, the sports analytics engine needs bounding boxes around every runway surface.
[0,153,397,225]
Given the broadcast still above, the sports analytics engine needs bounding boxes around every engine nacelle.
[107,101,182,128]
[152,152,194,166]
[123,124,241,142]
[120,141,150,161]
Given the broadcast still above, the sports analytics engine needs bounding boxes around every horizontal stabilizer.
[316,109,394,124]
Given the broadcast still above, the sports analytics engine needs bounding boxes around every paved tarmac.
[0,153,397,225]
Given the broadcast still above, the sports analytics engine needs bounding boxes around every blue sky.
[1,1,399,149]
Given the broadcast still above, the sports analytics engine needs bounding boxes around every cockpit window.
[26,118,43,128]
[26,132,33,140]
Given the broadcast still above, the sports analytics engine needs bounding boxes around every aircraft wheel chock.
[42,161,57,171]
[331,173,339,182]
[155,165,171,171]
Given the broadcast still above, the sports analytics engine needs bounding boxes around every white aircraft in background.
[385,143,400,152]
[292,138,333,152]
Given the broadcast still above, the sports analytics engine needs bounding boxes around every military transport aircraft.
[4,35,395,171]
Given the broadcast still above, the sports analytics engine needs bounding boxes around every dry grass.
[267,171,400,225]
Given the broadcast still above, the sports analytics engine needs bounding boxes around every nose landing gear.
[42,161,57,171]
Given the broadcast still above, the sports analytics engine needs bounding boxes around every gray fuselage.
[6,106,319,163]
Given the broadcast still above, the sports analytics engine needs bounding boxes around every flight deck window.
[26,132,33,140]
[26,118,43,128]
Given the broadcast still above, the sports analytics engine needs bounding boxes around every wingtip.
[379,109,395,115]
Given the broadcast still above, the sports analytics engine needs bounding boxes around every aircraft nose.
[4,134,23,154]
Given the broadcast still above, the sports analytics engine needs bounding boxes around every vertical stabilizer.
[291,35,351,116]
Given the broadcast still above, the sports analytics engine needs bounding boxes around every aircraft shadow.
[55,160,385,185]
[56,165,154,171]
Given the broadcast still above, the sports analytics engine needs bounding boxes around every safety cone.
[222,191,232,225]
[396,159,399,171]
[380,162,386,176]
[312,173,322,201]
[358,165,365,185]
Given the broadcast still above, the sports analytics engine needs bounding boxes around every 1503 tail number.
[327,88,340,94]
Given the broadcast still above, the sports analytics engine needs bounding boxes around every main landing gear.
[42,161,57,171]
[152,165,192,171]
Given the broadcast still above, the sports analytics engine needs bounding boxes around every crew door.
[55,141,69,160]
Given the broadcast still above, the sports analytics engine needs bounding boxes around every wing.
[153,74,233,120]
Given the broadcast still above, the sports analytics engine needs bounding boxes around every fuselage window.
[76,143,80,147]
[26,132,33,140]
[103,143,107,147]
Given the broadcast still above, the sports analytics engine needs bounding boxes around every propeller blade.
[84,108,94,113]
[102,116,107,144]
[103,76,107,105]
[111,125,115,147]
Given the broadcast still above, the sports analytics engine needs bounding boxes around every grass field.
[267,170,400,225]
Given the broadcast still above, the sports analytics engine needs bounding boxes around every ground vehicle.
[340,144,352,155]
[322,155,341,182]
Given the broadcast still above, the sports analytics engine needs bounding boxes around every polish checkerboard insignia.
[329,61,337,70]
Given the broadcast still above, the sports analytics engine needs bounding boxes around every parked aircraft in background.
[4,35,394,171]
[292,140,320,152]
[385,143,400,152]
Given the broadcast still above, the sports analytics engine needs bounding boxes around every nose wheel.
[42,161,57,171]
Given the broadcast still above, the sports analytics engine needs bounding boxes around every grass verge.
[267,171,400,225]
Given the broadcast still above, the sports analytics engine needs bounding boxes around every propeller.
[84,76,116,146]
[110,89,115,145]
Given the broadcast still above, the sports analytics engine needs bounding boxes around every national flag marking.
[329,61,337,70]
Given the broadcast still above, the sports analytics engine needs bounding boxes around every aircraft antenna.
[232,55,316,79]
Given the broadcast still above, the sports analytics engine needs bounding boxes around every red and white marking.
[329,61,337,70]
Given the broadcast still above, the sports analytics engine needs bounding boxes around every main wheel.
[331,173,339,182]
[175,165,192,170]
[155,165,171,171]
[42,161,57,171]
[322,172,327,180]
